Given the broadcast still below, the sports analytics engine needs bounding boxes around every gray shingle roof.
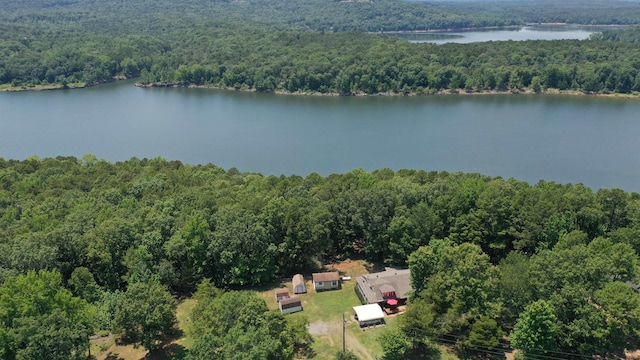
[356,268,412,304]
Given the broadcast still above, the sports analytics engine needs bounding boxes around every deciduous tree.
[114,279,177,352]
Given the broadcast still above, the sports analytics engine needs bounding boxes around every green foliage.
[94,290,123,333]
[408,239,452,298]
[286,314,314,356]
[188,284,300,360]
[510,300,558,357]
[0,270,93,360]
[464,316,502,350]
[447,0,640,26]
[113,279,177,351]
[334,350,358,360]
[379,328,412,360]
[209,207,278,286]
[399,297,438,348]
[497,252,533,327]
[595,26,640,43]
[11,309,89,360]
[0,157,639,358]
[68,266,101,303]
[421,243,500,330]
[2,0,640,95]
[164,214,212,292]
[593,282,640,349]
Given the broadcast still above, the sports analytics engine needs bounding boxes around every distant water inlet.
[1,79,639,192]
[390,25,625,44]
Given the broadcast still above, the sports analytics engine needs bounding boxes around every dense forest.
[1,156,639,358]
[1,0,640,95]
[435,0,640,26]
[593,25,640,43]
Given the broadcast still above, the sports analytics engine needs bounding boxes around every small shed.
[312,271,340,292]
[279,297,303,314]
[293,274,307,294]
[353,304,385,327]
[275,289,290,302]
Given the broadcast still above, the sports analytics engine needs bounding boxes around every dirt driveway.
[308,320,376,360]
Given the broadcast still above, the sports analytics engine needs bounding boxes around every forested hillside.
[1,156,639,358]
[435,0,640,25]
[1,0,640,95]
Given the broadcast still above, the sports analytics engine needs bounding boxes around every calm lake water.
[392,25,622,44]
[1,80,639,192]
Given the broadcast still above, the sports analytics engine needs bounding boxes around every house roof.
[356,268,412,303]
[276,289,289,296]
[379,284,395,294]
[353,304,385,322]
[312,271,340,282]
[280,297,301,305]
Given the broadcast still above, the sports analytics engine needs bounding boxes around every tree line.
[3,26,640,95]
[592,25,640,43]
[2,0,640,95]
[138,30,640,95]
[439,0,640,26]
[1,156,639,357]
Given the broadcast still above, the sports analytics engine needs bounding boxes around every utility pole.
[342,312,346,353]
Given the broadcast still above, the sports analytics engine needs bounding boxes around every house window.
[332,280,338,286]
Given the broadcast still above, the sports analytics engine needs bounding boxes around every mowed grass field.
[258,260,394,360]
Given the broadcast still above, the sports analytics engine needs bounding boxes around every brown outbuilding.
[312,271,340,292]
[275,288,290,302]
[279,297,303,314]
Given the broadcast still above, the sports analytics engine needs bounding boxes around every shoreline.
[135,82,640,99]
[0,83,89,92]
[3,79,638,99]
[0,77,126,93]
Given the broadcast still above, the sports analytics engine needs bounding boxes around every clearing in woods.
[260,259,393,360]
[91,260,420,360]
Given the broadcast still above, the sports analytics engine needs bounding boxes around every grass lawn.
[258,260,461,360]
[258,260,393,360]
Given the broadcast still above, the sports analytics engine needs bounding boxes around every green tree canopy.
[188,282,305,360]
[113,279,177,352]
[0,270,93,360]
[510,300,558,357]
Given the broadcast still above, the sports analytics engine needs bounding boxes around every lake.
[391,25,623,44]
[1,80,639,192]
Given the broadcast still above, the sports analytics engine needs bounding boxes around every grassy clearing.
[174,298,197,349]
[258,260,460,360]
[89,335,116,358]
[258,260,390,359]
[95,342,146,360]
